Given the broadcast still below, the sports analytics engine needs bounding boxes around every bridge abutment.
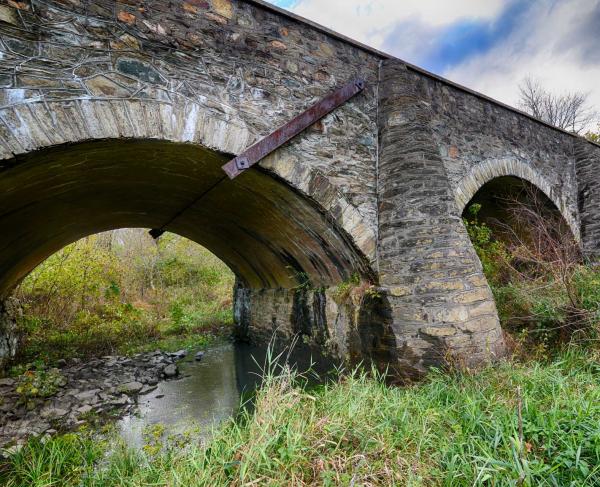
[375,60,506,378]
[0,298,20,369]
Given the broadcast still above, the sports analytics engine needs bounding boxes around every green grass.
[3,350,600,486]
[0,432,106,487]
[120,330,220,356]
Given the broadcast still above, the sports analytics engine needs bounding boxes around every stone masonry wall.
[0,0,379,231]
[0,0,382,369]
[0,298,20,369]
[420,70,580,236]
[376,60,506,378]
[575,138,600,259]
[233,279,398,371]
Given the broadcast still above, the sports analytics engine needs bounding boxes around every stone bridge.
[0,0,599,379]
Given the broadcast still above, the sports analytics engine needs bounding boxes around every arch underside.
[0,139,373,298]
[462,175,570,230]
[454,159,579,240]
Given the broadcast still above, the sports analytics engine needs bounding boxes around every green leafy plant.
[462,203,510,287]
[333,273,361,303]
[286,267,312,292]
[585,125,599,143]
[13,364,65,406]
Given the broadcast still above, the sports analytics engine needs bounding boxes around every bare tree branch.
[518,77,597,134]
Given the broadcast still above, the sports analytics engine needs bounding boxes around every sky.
[267,0,600,130]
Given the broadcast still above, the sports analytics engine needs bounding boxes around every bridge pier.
[232,280,398,371]
[375,61,506,378]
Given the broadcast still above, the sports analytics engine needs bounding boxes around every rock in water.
[163,364,178,378]
[140,385,157,395]
[110,395,129,406]
[172,349,187,359]
[119,381,144,394]
[195,351,205,361]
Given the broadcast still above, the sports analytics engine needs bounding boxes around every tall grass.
[2,350,600,486]
[0,432,105,487]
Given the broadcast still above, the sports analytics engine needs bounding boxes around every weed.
[3,351,600,485]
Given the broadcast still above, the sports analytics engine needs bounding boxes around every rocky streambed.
[0,349,201,451]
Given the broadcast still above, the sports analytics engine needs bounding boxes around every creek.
[0,341,336,452]
[117,340,339,448]
[118,342,260,447]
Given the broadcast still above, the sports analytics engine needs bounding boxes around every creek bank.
[0,349,195,451]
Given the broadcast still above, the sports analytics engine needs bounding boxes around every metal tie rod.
[150,77,365,239]
[221,77,365,179]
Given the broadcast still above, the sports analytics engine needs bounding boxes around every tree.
[518,77,597,134]
[586,126,599,143]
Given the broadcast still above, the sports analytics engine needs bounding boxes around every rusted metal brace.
[150,77,366,239]
[221,77,365,179]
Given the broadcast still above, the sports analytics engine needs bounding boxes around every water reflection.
[119,343,249,448]
[119,341,339,448]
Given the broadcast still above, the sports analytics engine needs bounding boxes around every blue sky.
[268,0,600,127]
[403,1,530,74]
[272,0,296,7]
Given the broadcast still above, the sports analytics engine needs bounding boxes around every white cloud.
[445,0,600,129]
[289,0,504,50]
[273,0,600,129]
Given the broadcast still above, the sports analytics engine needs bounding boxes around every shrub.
[12,230,234,363]
[12,364,65,407]
[463,189,598,355]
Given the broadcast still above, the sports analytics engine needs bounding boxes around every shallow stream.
[118,343,262,448]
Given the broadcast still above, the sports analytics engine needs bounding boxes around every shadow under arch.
[0,138,375,299]
[455,159,579,241]
[460,175,577,243]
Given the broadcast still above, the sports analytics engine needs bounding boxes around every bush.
[12,230,234,363]
[10,363,65,409]
[463,195,599,356]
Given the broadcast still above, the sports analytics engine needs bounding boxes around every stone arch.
[454,158,579,240]
[0,98,376,298]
